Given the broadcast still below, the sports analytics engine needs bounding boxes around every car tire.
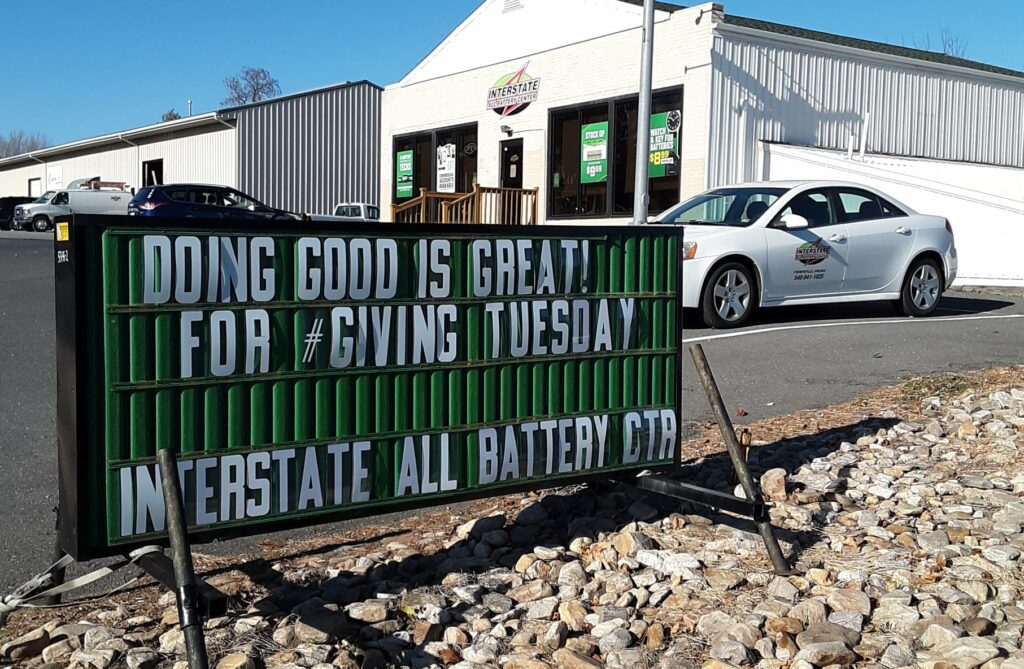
[899,257,943,317]
[32,216,50,232]
[701,261,757,329]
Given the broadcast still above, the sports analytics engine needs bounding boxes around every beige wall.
[0,126,236,197]
[380,3,718,224]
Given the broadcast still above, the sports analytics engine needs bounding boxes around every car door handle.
[895,226,912,235]
[828,233,847,243]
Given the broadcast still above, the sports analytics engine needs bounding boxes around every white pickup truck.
[308,202,380,223]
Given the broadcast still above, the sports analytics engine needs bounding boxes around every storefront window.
[392,124,478,203]
[549,105,607,217]
[394,133,432,202]
[456,127,478,193]
[613,90,682,216]
[550,110,580,216]
[549,88,682,219]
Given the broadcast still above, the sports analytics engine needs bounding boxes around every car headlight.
[682,241,697,260]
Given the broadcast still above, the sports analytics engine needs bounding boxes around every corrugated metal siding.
[707,32,1024,187]
[233,83,381,215]
[137,128,235,186]
[0,126,235,196]
[0,163,45,196]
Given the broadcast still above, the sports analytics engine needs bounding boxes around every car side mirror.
[780,213,809,230]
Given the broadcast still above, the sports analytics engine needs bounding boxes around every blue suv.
[128,184,300,220]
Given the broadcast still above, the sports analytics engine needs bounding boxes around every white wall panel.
[0,126,235,196]
[708,31,1024,188]
[137,128,236,187]
[762,143,1024,287]
[0,164,45,196]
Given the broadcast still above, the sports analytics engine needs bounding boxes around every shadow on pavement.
[683,293,1013,330]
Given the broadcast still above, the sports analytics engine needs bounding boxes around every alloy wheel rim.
[713,270,751,322]
[911,265,940,310]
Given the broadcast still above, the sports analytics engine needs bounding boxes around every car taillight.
[138,201,166,211]
[945,219,953,235]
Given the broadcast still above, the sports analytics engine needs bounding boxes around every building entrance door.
[500,138,523,225]
[500,138,523,189]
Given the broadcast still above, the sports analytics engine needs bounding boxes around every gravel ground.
[3,366,1024,669]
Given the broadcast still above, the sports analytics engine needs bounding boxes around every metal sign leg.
[689,343,792,575]
[157,448,210,669]
[42,534,67,606]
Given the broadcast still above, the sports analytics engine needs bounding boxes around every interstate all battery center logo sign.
[795,238,832,266]
[486,62,540,117]
[56,220,682,559]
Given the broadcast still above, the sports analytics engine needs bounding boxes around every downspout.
[27,153,46,191]
[119,134,139,187]
[215,114,237,191]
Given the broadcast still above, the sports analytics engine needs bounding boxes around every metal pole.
[157,448,209,669]
[631,0,657,226]
[41,535,66,606]
[688,344,792,575]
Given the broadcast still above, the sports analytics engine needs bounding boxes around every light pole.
[631,0,656,226]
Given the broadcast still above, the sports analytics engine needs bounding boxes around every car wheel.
[899,257,943,317]
[701,262,756,329]
[32,216,50,232]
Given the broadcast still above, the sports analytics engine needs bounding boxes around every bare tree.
[909,33,932,52]
[222,67,281,106]
[161,109,182,122]
[939,24,968,58]
[0,130,50,158]
[907,24,968,58]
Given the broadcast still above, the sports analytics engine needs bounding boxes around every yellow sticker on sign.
[56,222,69,242]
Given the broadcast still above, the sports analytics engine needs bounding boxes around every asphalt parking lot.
[0,230,1021,594]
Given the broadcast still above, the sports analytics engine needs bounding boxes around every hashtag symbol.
[302,318,324,364]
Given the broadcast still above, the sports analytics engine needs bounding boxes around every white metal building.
[380,0,1024,285]
[0,81,382,216]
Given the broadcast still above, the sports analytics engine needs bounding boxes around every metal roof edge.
[216,80,383,114]
[616,0,686,12]
[719,15,1024,84]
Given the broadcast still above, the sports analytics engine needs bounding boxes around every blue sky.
[2,0,1021,146]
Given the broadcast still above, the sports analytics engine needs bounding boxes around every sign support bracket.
[157,448,210,669]
[617,343,793,575]
[136,552,228,620]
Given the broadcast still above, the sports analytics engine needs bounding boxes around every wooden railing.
[391,188,464,223]
[441,184,539,225]
[391,185,540,225]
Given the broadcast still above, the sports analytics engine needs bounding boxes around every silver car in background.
[14,189,131,231]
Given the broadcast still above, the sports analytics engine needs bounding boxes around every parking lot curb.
[953,285,1024,298]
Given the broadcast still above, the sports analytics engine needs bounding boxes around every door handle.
[828,234,847,243]
[895,226,912,235]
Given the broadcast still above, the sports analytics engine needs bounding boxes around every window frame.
[546,85,684,220]
[391,122,479,204]
[829,187,910,223]
[772,188,839,228]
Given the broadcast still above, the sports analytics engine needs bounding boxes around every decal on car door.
[793,238,832,281]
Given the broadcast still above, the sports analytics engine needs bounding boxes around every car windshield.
[34,191,55,204]
[659,187,789,227]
